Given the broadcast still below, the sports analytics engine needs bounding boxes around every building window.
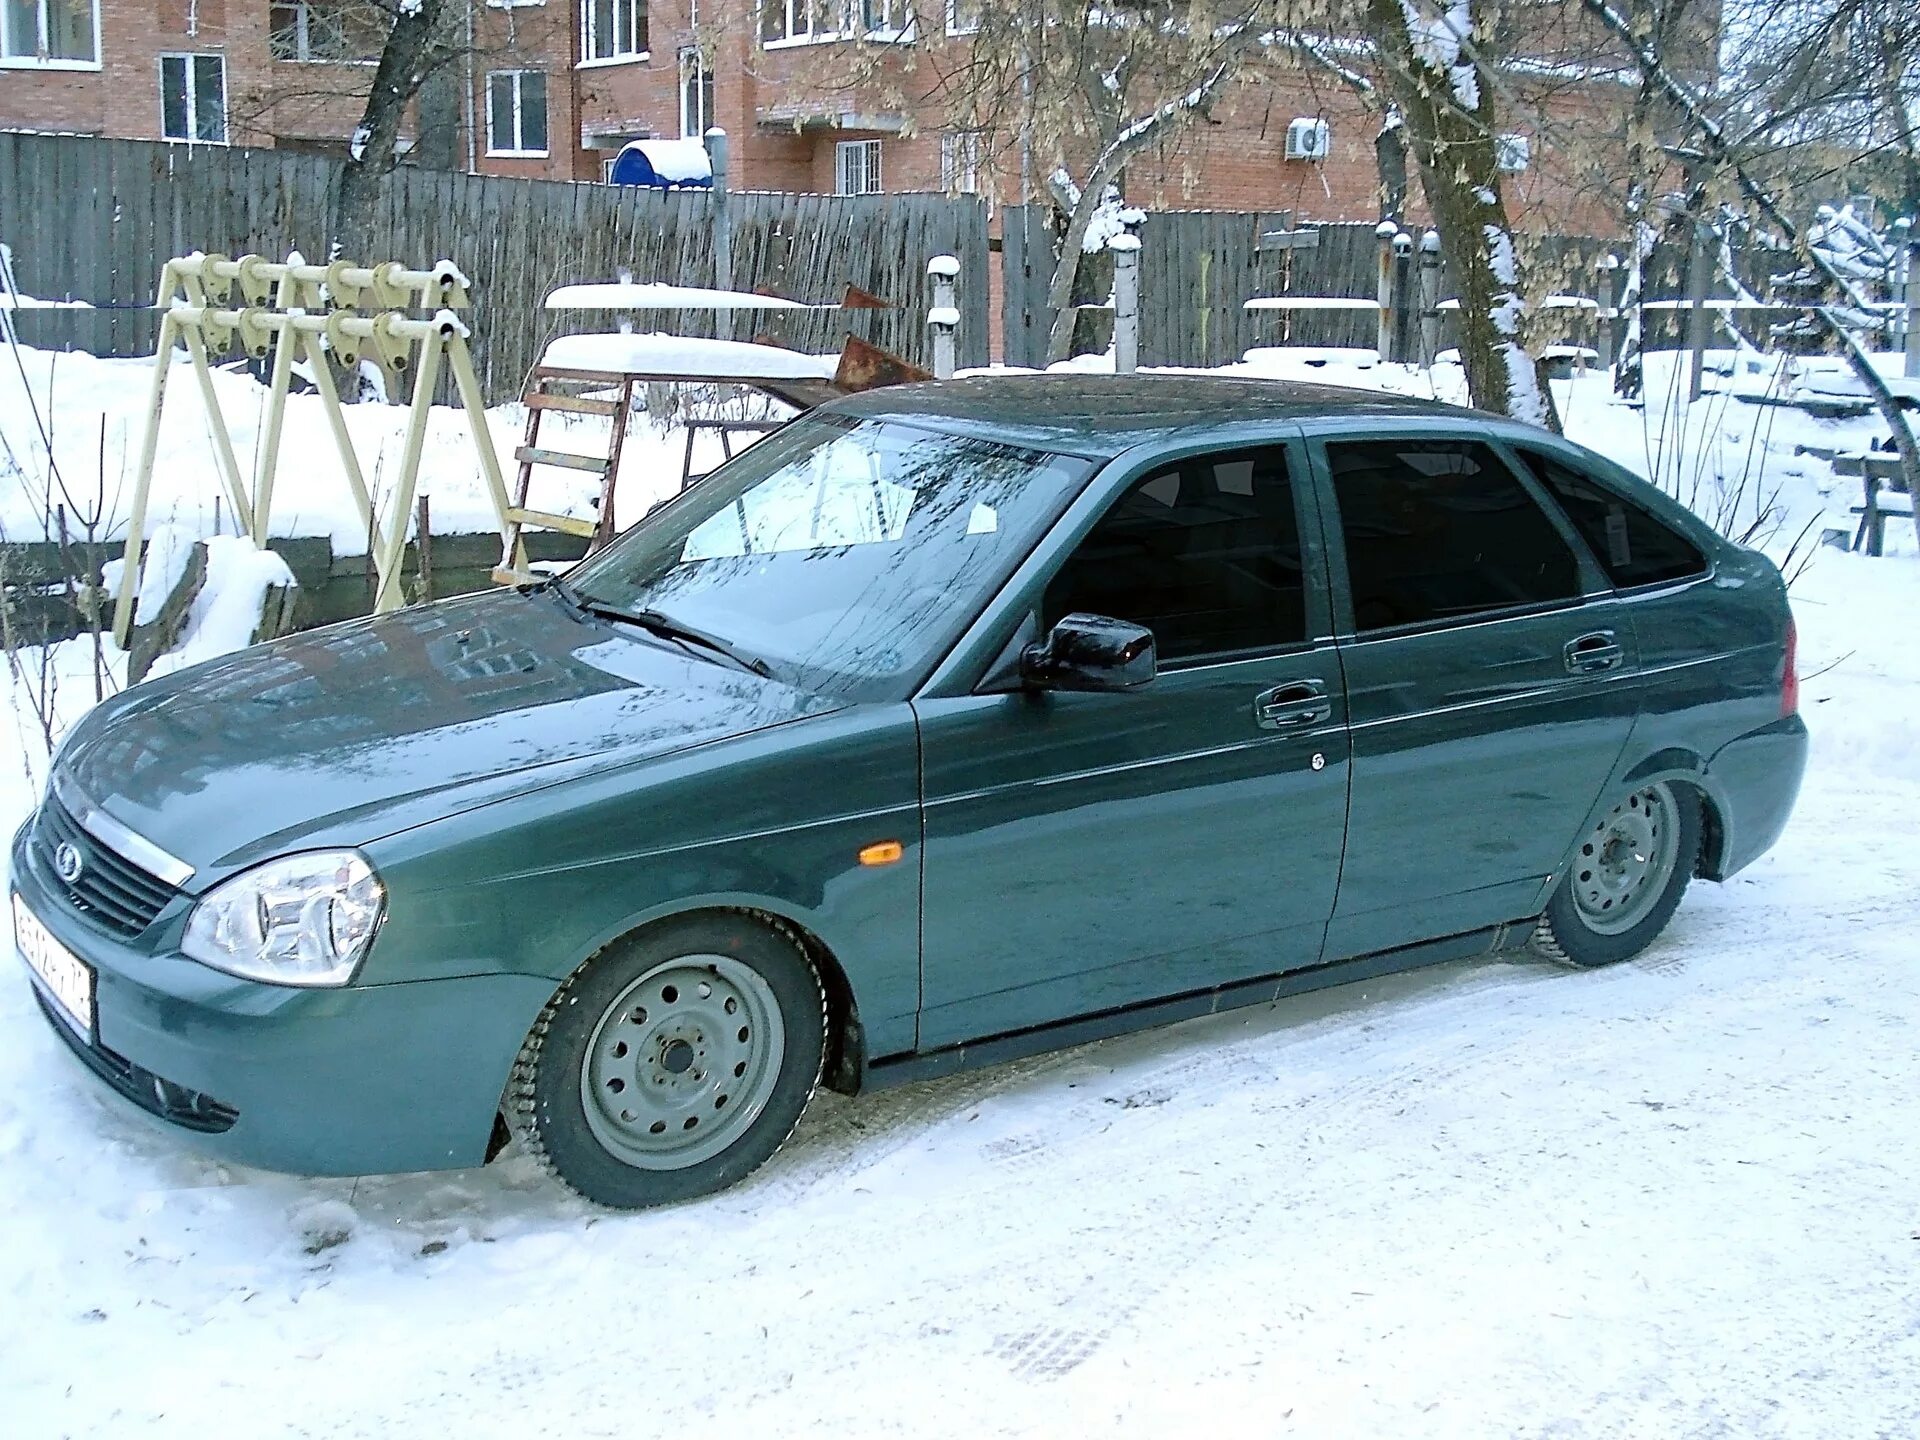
[269,1,379,62]
[487,70,549,156]
[1496,133,1531,172]
[762,0,906,45]
[940,132,981,195]
[160,54,227,143]
[945,0,979,34]
[1,0,98,64]
[678,48,713,139]
[835,139,882,195]
[582,0,647,61]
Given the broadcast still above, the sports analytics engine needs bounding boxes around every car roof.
[823,373,1476,459]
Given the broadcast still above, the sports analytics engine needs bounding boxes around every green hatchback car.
[11,377,1806,1208]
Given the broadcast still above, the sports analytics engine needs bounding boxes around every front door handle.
[1255,680,1331,730]
[1564,631,1625,675]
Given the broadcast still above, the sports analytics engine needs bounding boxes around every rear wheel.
[512,915,825,1208]
[1533,781,1700,969]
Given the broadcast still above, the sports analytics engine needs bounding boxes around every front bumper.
[10,819,557,1176]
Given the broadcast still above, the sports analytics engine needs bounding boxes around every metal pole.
[374,331,445,612]
[927,254,959,379]
[705,127,732,343]
[1374,220,1397,362]
[1111,235,1140,374]
[1418,230,1442,367]
[250,268,298,545]
[1683,177,1713,402]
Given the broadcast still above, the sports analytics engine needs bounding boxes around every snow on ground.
[3,345,1920,1437]
[0,344,733,553]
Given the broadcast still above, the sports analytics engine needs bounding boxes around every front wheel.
[1533,781,1701,969]
[511,915,825,1208]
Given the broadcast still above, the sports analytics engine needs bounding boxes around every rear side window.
[1044,446,1307,662]
[1515,449,1707,589]
[1325,439,1581,633]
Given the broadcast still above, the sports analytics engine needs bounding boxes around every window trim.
[761,0,913,48]
[0,0,101,70]
[485,68,550,157]
[157,52,228,145]
[834,137,883,195]
[580,0,649,64]
[268,0,380,65]
[677,45,713,139]
[1497,439,1715,596]
[1305,429,1600,643]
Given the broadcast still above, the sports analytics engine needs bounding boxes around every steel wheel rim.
[580,954,786,1170]
[1570,782,1681,936]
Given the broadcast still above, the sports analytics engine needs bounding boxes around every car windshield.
[565,413,1094,700]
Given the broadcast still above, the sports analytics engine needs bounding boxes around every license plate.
[12,892,94,1037]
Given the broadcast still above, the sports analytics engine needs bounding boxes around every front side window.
[1326,438,1580,633]
[487,70,548,155]
[678,47,713,138]
[160,54,227,143]
[2,0,96,63]
[1045,448,1309,663]
[835,139,882,195]
[1515,449,1706,589]
[566,415,1092,700]
[582,0,647,60]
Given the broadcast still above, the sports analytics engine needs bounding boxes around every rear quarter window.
[1516,448,1707,589]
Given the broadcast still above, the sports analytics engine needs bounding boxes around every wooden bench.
[1833,450,1913,556]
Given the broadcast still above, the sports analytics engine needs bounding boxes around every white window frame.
[158,53,228,144]
[678,47,714,139]
[579,0,649,66]
[762,0,911,49]
[0,0,101,71]
[940,131,981,195]
[1495,133,1531,173]
[834,139,883,196]
[944,0,979,35]
[268,1,378,64]
[486,70,550,157]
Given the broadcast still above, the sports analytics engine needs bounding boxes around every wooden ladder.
[492,366,637,586]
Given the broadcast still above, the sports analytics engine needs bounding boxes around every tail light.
[1781,616,1799,717]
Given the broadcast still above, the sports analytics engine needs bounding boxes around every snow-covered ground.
[4,340,1919,1436]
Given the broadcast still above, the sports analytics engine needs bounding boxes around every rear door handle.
[1254,680,1332,730]
[1564,631,1625,675]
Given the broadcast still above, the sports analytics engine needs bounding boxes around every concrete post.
[1418,229,1442,367]
[1111,234,1141,374]
[927,254,960,379]
[1390,230,1414,363]
[705,127,732,341]
[1374,219,1398,362]
[1595,253,1620,373]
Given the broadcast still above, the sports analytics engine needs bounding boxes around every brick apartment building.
[2,1,1678,230]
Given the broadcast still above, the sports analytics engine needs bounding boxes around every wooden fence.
[0,133,993,401]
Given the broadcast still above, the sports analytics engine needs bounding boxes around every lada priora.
[11,377,1806,1208]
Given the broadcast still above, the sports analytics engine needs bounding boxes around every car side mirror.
[1020,613,1156,692]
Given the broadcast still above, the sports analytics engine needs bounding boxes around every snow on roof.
[621,138,712,183]
[542,331,839,381]
[545,282,836,311]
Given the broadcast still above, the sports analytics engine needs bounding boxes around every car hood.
[58,588,842,879]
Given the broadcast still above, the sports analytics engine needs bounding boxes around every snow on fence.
[0,133,992,403]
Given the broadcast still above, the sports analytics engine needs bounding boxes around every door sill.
[861,919,1538,1092]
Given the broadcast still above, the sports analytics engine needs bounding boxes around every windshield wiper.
[580,598,774,678]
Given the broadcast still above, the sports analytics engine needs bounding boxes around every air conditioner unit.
[1285,118,1330,161]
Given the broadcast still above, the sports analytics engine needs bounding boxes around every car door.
[1309,429,1641,960]
[912,440,1351,1050]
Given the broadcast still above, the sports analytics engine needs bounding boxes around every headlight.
[182,850,386,987]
